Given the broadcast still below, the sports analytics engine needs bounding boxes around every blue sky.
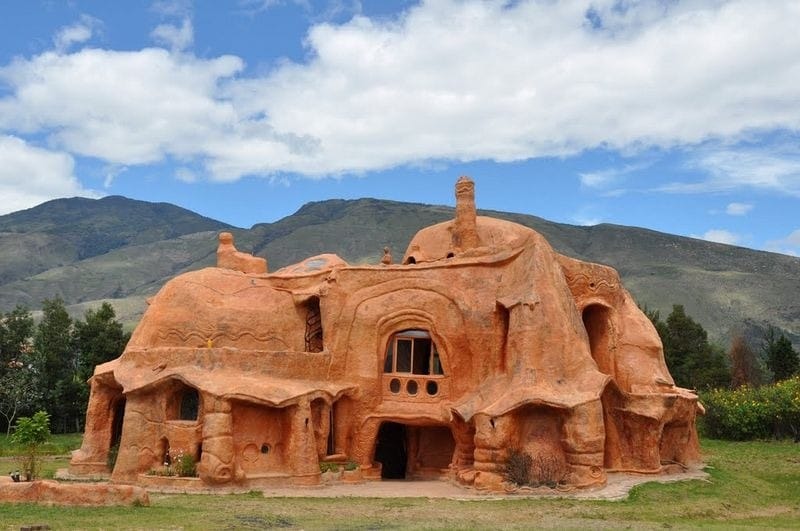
[1,1,799,256]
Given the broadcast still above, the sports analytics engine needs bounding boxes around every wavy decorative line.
[155,329,290,348]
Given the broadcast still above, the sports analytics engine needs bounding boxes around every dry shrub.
[505,448,565,488]
[504,448,532,486]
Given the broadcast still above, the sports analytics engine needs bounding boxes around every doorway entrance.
[375,422,407,479]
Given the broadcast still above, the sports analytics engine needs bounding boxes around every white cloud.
[2,0,800,181]
[175,167,197,183]
[765,229,800,257]
[699,229,741,245]
[151,17,194,52]
[0,135,98,214]
[53,15,100,52]
[725,202,753,216]
[151,0,193,18]
[0,48,244,165]
[103,165,128,188]
[662,144,800,196]
[579,162,651,189]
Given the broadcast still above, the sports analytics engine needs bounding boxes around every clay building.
[70,177,701,491]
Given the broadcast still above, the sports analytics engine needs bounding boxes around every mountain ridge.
[0,194,797,348]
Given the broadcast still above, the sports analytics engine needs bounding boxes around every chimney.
[452,176,480,251]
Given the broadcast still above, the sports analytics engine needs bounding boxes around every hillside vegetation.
[0,195,797,346]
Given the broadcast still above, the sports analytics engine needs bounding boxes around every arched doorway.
[375,422,407,479]
[110,397,126,449]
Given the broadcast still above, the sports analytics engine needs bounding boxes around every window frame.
[383,330,445,376]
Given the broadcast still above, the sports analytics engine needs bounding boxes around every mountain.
[0,195,797,347]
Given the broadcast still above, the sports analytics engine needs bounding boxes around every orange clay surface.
[70,177,700,492]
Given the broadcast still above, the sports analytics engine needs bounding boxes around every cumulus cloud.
[1,0,800,181]
[700,229,741,245]
[726,202,753,215]
[0,48,244,165]
[0,135,98,214]
[151,17,194,52]
[53,15,100,52]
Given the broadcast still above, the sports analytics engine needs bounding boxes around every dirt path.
[253,468,708,501]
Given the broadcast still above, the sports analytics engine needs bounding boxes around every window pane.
[396,339,412,372]
[412,338,431,374]
[432,350,444,375]
[383,342,394,373]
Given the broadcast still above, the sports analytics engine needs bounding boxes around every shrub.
[344,461,359,471]
[11,410,51,481]
[319,462,339,473]
[173,450,197,477]
[701,376,800,440]
[504,448,532,486]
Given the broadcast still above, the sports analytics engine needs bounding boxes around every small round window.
[426,380,439,396]
[389,378,401,394]
[406,380,419,395]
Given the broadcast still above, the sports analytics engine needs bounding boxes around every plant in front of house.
[11,410,51,481]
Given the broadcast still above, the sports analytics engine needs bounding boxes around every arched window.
[383,330,444,376]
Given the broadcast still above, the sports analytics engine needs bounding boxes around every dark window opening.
[260,443,270,454]
[446,252,455,259]
[406,256,416,265]
[305,297,324,352]
[383,330,444,376]
[180,388,199,421]
[406,380,418,395]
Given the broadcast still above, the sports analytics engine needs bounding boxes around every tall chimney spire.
[453,176,480,251]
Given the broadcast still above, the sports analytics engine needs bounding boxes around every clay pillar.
[452,176,480,251]
[69,378,121,475]
[110,396,155,483]
[287,398,320,485]
[561,399,607,487]
[197,397,237,484]
[471,413,512,490]
[352,417,381,468]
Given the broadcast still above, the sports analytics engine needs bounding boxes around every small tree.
[763,329,800,382]
[11,410,51,481]
[729,334,763,388]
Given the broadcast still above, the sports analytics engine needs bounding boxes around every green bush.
[11,410,51,481]
[701,376,800,440]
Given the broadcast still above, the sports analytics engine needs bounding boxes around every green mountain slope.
[0,195,797,347]
[0,195,231,285]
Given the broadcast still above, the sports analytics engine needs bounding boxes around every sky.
[0,0,799,256]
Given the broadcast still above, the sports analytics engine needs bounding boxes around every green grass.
[0,432,83,457]
[1,439,799,529]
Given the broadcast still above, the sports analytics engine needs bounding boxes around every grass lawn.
[0,437,798,529]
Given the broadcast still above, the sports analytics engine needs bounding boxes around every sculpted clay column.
[287,397,321,485]
[452,176,480,251]
[197,397,237,484]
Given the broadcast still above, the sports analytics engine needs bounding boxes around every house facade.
[70,177,700,490]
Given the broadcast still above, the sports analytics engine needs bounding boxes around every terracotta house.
[70,177,701,491]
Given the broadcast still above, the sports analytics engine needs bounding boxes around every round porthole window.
[426,380,438,396]
[406,379,418,395]
[389,378,401,393]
